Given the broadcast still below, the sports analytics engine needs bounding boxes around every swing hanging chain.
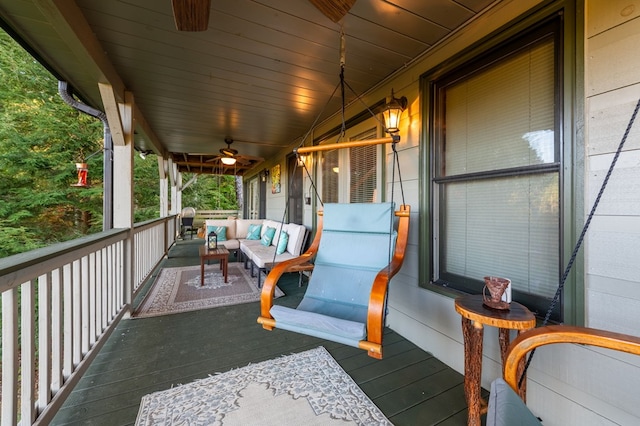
[518,98,640,389]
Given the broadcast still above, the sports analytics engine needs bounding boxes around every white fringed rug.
[134,263,283,318]
[135,347,391,425]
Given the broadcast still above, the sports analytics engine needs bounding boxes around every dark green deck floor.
[51,239,481,425]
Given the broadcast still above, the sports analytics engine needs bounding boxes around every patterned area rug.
[134,263,283,318]
[135,347,391,425]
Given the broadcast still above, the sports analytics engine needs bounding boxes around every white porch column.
[176,172,183,214]
[100,83,134,309]
[169,158,178,215]
[158,157,168,217]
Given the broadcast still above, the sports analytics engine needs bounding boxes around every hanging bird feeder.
[71,162,89,187]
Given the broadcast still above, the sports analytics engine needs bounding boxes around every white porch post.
[158,157,168,217]
[169,158,178,215]
[100,83,135,309]
[176,172,183,214]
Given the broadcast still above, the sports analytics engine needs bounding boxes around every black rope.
[338,65,346,142]
[391,137,406,206]
[518,98,640,388]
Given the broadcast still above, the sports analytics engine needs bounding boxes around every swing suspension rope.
[518,98,640,388]
[272,29,406,266]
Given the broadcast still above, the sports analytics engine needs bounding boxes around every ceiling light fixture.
[219,138,238,165]
[382,89,408,135]
[220,156,237,165]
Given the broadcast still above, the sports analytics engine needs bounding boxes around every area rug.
[135,346,391,425]
[134,263,283,318]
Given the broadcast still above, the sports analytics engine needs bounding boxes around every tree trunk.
[235,176,243,218]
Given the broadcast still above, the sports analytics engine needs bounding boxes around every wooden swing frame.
[258,203,410,359]
[258,133,410,358]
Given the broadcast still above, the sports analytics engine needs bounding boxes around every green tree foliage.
[0,31,104,257]
[181,173,239,211]
[0,31,239,258]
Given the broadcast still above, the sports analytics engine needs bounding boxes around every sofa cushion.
[204,219,236,240]
[246,224,262,240]
[283,223,306,255]
[261,226,276,246]
[261,220,283,244]
[236,219,264,239]
[249,245,296,268]
[276,231,289,254]
[206,225,227,241]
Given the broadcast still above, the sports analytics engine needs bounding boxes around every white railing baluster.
[63,262,73,379]
[38,272,52,411]
[96,249,107,333]
[81,255,90,355]
[21,279,36,424]
[51,268,63,394]
[89,252,97,346]
[0,216,175,424]
[2,288,18,425]
[72,259,82,367]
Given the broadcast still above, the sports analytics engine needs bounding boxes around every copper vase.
[482,276,511,310]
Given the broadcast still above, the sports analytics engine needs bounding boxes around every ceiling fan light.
[221,156,237,165]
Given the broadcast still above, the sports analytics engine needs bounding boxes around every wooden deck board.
[51,239,478,425]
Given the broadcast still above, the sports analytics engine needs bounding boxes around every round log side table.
[454,294,536,426]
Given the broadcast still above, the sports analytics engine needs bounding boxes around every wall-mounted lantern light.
[382,89,408,135]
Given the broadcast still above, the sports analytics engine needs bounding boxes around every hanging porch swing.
[257,30,410,359]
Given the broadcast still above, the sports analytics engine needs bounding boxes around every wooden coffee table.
[199,246,229,286]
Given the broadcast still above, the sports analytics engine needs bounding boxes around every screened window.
[430,19,563,320]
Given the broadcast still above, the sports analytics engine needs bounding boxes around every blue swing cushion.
[270,202,397,347]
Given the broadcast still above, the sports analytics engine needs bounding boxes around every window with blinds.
[320,126,379,204]
[431,20,563,320]
[350,128,377,203]
[321,149,339,203]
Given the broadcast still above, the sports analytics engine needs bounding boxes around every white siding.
[289,0,640,424]
[387,0,640,424]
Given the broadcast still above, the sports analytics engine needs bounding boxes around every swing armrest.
[258,217,323,327]
[258,251,317,324]
[364,205,411,358]
[503,325,640,392]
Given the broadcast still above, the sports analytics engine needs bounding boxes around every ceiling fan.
[171,0,355,32]
[202,138,263,169]
[218,138,238,165]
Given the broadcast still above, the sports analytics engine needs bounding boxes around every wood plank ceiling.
[0,0,495,175]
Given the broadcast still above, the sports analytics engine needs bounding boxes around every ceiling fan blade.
[172,0,211,31]
[308,0,356,23]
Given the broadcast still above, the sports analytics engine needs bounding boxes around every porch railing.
[192,209,240,227]
[0,215,179,425]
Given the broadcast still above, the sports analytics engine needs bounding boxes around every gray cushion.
[486,378,542,426]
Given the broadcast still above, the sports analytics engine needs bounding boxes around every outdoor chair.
[258,202,410,359]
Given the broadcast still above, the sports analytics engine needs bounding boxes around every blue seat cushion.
[270,305,366,343]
